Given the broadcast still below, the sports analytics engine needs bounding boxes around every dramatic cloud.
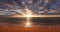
[0,0,60,15]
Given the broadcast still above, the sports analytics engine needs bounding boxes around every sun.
[25,13,32,17]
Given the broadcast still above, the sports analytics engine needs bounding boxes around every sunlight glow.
[25,13,32,17]
[24,21,32,28]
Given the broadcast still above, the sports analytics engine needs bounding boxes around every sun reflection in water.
[24,14,32,28]
[24,21,32,28]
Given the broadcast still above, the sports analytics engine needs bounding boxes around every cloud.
[0,0,60,15]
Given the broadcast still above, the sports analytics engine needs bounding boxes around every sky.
[0,0,60,15]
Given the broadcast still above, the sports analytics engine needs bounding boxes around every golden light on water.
[24,13,32,28]
[24,21,32,28]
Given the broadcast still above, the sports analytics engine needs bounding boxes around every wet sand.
[0,26,60,32]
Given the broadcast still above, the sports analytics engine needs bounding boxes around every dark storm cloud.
[0,5,8,9]
[32,0,39,3]
[0,0,14,9]
[0,0,14,4]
